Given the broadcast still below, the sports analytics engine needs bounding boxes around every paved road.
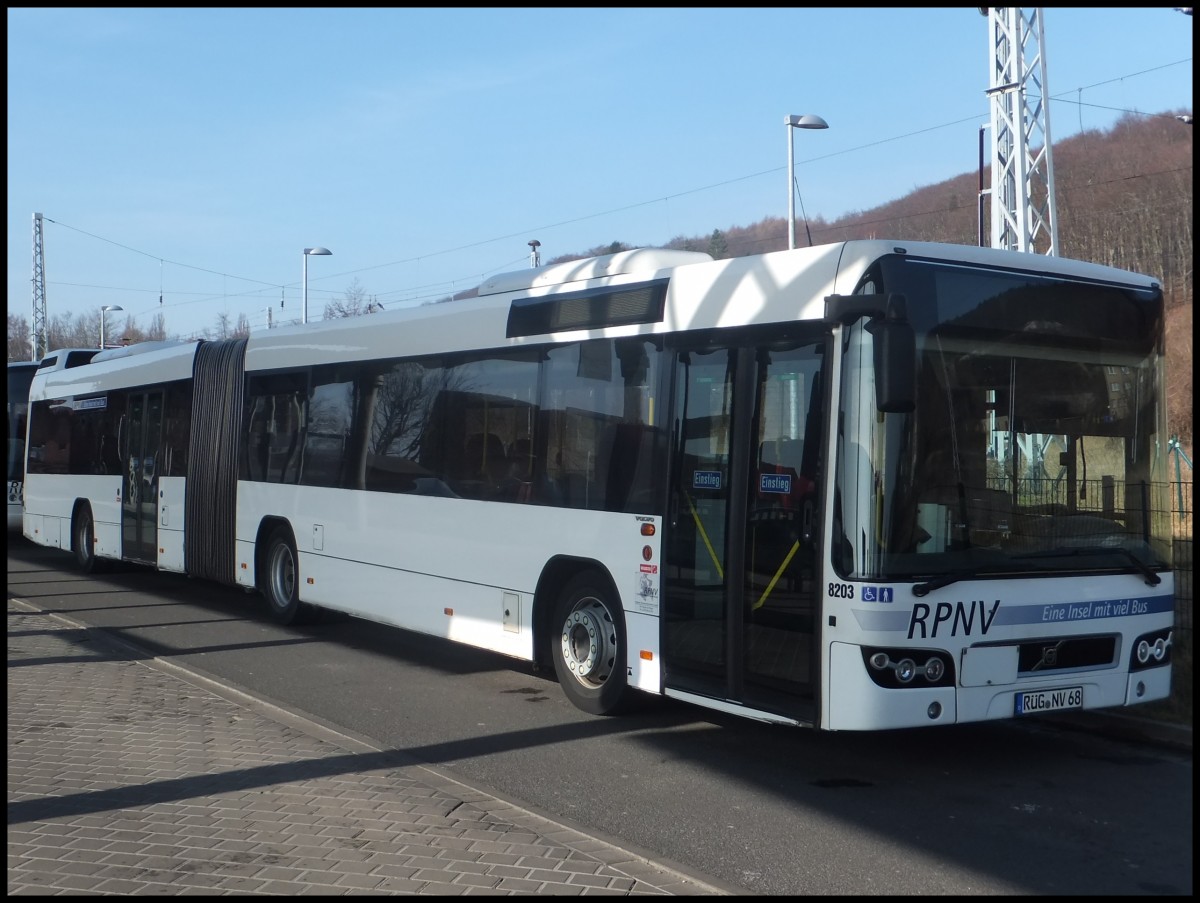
[8,597,736,895]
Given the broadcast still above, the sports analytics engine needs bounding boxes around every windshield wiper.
[912,545,1163,596]
[912,570,976,597]
[1012,546,1163,587]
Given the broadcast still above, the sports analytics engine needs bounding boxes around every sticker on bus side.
[634,568,659,615]
[693,471,722,490]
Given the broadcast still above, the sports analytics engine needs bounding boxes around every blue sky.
[6,7,1193,344]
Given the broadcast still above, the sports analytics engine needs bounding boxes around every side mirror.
[825,292,916,413]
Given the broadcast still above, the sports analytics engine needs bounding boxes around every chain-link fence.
[1171,478,1192,646]
[984,476,1190,644]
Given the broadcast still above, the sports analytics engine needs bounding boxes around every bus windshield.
[835,255,1171,584]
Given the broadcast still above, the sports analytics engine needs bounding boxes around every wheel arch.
[532,555,621,671]
[70,498,91,532]
[253,516,294,593]
[70,498,93,556]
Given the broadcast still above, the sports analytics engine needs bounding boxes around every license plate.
[1015,686,1083,715]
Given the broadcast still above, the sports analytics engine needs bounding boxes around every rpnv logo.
[692,470,722,490]
[861,585,894,603]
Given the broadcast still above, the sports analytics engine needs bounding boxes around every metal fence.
[1171,478,1192,645]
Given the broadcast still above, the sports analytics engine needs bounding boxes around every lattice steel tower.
[31,212,47,360]
[985,8,1059,255]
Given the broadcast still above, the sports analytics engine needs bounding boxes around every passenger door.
[121,390,163,564]
[662,334,825,718]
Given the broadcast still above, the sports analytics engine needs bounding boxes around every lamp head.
[786,114,829,130]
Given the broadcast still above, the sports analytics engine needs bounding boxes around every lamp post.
[302,247,332,324]
[785,114,829,249]
[100,304,123,349]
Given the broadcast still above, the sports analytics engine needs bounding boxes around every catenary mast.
[30,212,48,360]
[984,7,1059,255]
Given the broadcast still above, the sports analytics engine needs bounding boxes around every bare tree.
[325,277,369,319]
[7,314,32,362]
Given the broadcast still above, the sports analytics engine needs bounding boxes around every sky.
[6,7,1194,346]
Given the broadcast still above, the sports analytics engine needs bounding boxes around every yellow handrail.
[686,492,724,580]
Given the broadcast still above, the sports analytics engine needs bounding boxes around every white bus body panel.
[234,484,664,694]
[157,476,186,572]
[23,473,122,558]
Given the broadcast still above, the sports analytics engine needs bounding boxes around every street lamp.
[302,247,332,324]
[100,304,123,349]
[785,114,829,249]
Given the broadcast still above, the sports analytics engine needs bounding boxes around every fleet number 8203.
[828,583,854,599]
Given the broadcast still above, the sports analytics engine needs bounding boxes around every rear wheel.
[72,504,101,573]
[551,571,631,715]
[261,527,315,625]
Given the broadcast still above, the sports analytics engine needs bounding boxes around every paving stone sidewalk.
[7,600,728,896]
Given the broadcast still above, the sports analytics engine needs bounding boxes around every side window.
[162,382,190,477]
[27,400,73,475]
[303,366,354,488]
[242,371,308,484]
[433,352,540,502]
[363,358,451,496]
[541,337,662,512]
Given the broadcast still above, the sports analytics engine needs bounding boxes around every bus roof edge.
[477,248,713,297]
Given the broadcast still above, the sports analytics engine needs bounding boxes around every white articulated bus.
[23,240,1175,730]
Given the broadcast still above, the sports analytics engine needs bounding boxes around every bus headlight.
[861,647,955,688]
[924,657,945,682]
[1136,640,1151,665]
[1130,629,1172,671]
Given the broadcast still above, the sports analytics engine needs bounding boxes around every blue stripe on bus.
[850,592,1174,633]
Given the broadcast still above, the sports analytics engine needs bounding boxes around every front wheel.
[551,571,631,715]
[261,527,315,625]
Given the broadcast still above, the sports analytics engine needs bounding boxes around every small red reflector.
[306,577,314,584]
[640,523,656,536]
[642,545,653,561]
[444,607,454,616]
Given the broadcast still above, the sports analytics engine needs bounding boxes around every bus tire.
[262,527,314,625]
[551,571,630,716]
[72,503,102,573]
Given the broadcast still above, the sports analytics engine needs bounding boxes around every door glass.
[743,344,822,694]
[664,348,735,679]
[122,391,162,562]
